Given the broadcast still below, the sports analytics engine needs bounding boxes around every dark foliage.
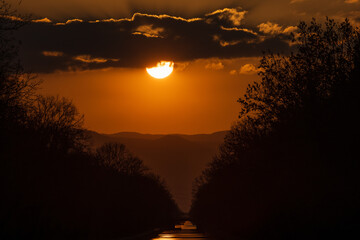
[95,142,148,176]
[1,142,180,239]
[1,2,180,239]
[191,18,360,240]
[0,0,38,129]
[27,95,86,153]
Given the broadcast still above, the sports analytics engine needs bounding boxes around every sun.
[146,61,174,79]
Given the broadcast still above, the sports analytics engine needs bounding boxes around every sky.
[10,0,360,134]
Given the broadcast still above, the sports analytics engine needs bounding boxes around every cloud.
[229,63,260,75]
[42,51,64,57]
[258,21,298,35]
[205,61,224,70]
[258,22,283,34]
[132,24,165,38]
[10,0,235,20]
[56,19,83,25]
[32,18,52,23]
[212,26,259,47]
[10,0,356,74]
[229,69,237,75]
[206,8,247,26]
[11,0,360,28]
[1,15,24,21]
[131,13,202,23]
[175,62,189,71]
[12,8,300,73]
[220,26,258,35]
[283,26,298,34]
[74,55,119,63]
[239,64,259,75]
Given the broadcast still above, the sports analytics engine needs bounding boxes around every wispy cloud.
[239,64,259,75]
[205,61,225,70]
[132,24,165,38]
[32,18,52,23]
[42,51,64,57]
[131,13,202,23]
[74,55,119,63]
[206,8,247,26]
[258,22,298,35]
[56,19,83,25]
[14,9,296,73]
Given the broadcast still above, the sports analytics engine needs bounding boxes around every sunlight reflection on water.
[152,221,208,240]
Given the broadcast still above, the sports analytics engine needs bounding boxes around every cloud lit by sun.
[146,61,174,79]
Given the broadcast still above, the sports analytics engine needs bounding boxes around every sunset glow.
[146,61,174,79]
[3,0,360,239]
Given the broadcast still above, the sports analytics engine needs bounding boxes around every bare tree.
[28,95,85,152]
[96,142,148,175]
[0,0,39,125]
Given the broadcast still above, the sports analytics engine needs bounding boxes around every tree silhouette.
[238,18,359,129]
[191,18,360,240]
[96,142,148,175]
[0,0,38,127]
[28,95,86,152]
[1,2,181,238]
[204,18,360,174]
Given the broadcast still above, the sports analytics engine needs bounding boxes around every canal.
[152,221,208,239]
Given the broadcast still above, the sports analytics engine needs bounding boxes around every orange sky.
[38,58,259,134]
[15,0,359,134]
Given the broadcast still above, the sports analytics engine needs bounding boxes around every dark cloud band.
[13,9,296,73]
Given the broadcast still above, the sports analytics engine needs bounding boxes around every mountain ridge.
[87,130,228,212]
[95,130,228,142]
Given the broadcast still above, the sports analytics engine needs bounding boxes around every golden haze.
[38,58,260,134]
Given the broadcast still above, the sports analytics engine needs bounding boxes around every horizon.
[92,129,229,136]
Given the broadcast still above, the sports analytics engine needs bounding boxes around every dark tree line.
[191,18,360,240]
[1,2,180,239]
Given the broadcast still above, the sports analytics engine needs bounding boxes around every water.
[152,221,208,239]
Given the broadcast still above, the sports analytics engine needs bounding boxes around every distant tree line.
[191,18,360,240]
[0,1,180,239]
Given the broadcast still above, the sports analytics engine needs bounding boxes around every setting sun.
[146,61,174,79]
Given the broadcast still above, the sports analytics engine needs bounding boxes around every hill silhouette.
[88,131,227,212]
